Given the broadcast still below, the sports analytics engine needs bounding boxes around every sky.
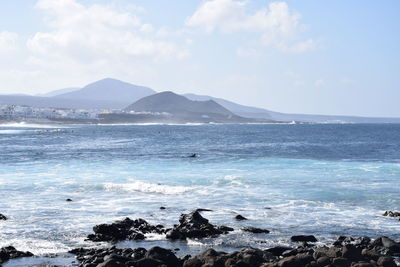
[0,0,399,117]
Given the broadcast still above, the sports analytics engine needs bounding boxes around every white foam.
[0,122,69,128]
[96,122,207,126]
[103,181,193,195]
[0,130,29,134]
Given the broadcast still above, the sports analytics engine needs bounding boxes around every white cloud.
[27,0,188,64]
[0,31,18,52]
[187,0,315,53]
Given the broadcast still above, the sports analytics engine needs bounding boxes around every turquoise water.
[0,123,400,266]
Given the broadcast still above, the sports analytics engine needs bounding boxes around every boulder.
[0,246,34,264]
[166,211,233,240]
[290,235,318,243]
[87,217,165,242]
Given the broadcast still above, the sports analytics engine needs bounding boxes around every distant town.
[0,104,175,124]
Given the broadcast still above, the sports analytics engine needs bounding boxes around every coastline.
[1,210,400,267]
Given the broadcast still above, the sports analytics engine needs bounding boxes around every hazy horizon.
[0,0,399,117]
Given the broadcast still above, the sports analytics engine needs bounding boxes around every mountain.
[38,87,80,97]
[0,78,157,110]
[122,91,252,123]
[54,78,155,104]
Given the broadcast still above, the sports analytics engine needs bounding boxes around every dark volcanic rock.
[71,246,181,267]
[242,227,270,234]
[183,248,275,267]
[383,211,400,219]
[166,211,233,240]
[71,235,400,267]
[290,235,318,243]
[265,246,293,256]
[0,214,6,220]
[145,246,180,266]
[0,246,34,264]
[235,214,248,221]
[87,217,165,242]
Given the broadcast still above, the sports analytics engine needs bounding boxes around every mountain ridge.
[1,78,400,123]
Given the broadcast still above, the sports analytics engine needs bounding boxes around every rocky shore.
[1,210,400,266]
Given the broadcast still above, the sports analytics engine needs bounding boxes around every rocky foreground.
[70,210,400,267]
[1,210,400,266]
[70,235,400,267]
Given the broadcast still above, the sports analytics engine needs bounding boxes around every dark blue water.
[1,123,400,266]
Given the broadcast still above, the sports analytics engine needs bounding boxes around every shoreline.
[2,210,400,267]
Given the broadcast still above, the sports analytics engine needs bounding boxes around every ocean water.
[1,123,400,266]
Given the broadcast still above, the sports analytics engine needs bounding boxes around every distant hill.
[38,87,80,97]
[54,78,155,104]
[124,91,252,123]
[184,93,400,123]
[0,94,125,109]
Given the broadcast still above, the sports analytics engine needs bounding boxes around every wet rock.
[235,215,248,221]
[370,236,400,256]
[0,214,6,220]
[333,236,371,248]
[242,227,270,234]
[183,247,275,267]
[145,246,180,266]
[290,235,318,243]
[0,246,34,264]
[377,256,396,267]
[316,256,330,266]
[277,253,313,267]
[342,244,362,261]
[166,211,232,240]
[265,246,293,257]
[332,257,350,267]
[87,217,165,242]
[383,211,400,218]
[351,262,374,267]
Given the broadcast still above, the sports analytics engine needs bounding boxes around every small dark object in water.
[195,208,213,212]
[160,206,166,210]
[0,214,7,220]
[235,214,248,221]
[242,227,270,234]
[66,198,73,202]
[188,153,197,158]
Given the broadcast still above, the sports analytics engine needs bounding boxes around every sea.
[0,122,399,266]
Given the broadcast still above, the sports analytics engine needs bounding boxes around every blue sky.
[0,0,399,117]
